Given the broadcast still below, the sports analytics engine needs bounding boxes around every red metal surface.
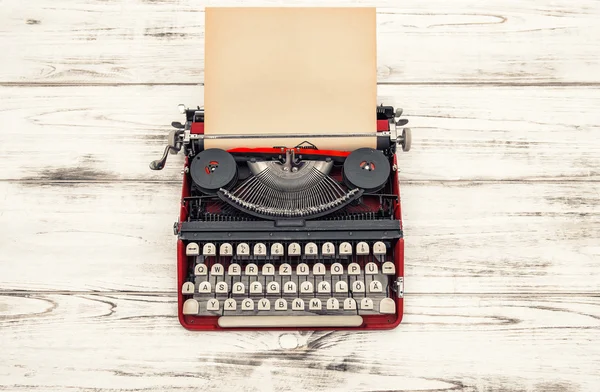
[190,122,205,135]
[227,147,350,158]
[377,119,389,132]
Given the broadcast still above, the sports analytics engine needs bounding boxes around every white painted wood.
[1,0,599,85]
[1,180,598,293]
[0,293,598,391]
[1,85,599,182]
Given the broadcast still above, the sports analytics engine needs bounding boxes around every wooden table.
[1,1,599,391]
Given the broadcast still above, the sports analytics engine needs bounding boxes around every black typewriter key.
[190,148,238,194]
[343,147,390,193]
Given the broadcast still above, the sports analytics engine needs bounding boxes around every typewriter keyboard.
[181,240,401,328]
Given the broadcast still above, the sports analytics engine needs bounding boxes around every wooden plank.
[2,85,599,182]
[1,180,598,293]
[2,0,600,85]
[1,293,598,391]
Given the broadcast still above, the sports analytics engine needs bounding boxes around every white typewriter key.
[186,242,200,256]
[236,243,250,257]
[313,263,326,275]
[365,262,378,274]
[360,298,374,310]
[224,298,237,311]
[317,281,331,293]
[271,243,284,256]
[182,299,199,315]
[356,241,369,255]
[335,281,348,293]
[352,280,365,293]
[304,242,318,257]
[266,281,280,294]
[181,282,195,294]
[198,281,211,294]
[379,298,396,314]
[339,242,352,256]
[300,281,314,294]
[296,263,310,275]
[242,298,255,311]
[228,263,241,276]
[326,298,340,310]
[250,281,263,294]
[258,298,271,310]
[215,281,228,294]
[373,241,387,256]
[254,243,267,257]
[369,280,383,293]
[279,263,292,275]
[207,298,220,311]
[331,262,344,275]
[245,263,258,275]
[344,298,357,310]
[262,263,275,276]
[220,243,233,256]
[283,281,297,294]
[382,261,396,275]
[210,263,224,276]
[203,243,216,256]
[288,242,301,256]
[292,298,305,311]
[322,242,335,256]
[348,262,361,275]
[194,264,208,276]
[309,298,322,311]
[232,282,245,294]
[275,298,288,311]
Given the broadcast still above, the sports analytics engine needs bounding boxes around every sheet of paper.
[204,7,377,150]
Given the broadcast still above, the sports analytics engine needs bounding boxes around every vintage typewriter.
[150,105,411,330]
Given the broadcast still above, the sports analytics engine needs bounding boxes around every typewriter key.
[190,148,238,194]
[343,148,390,193]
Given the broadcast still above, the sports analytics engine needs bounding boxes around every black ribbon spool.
[343,148,390,193]
[190,149,238,194]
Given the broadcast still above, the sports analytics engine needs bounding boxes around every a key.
[237,243,250,257]
[317,280,331,293]
[181,282,195,294]
[352,280,365,293]
[326,298,340,310]
[245,263,258,275]
[249,281,263,294]
[220,243,233,256]
[322,242,335,257]
[197,281,211,293]
[288,242,301,256]
[379,298,396,314]
[215,281,228,294]
[365,262,378,274]
[210,263,224,276]
[254,243,267,257]
[194,264,207,276]
[203,243,216,256]
[344,298,357,310]
[279,263,292,275]
[348,262,361,275]
[309,298,322,310]
[382,262,396,275]
[331,262,344,275]
[186,242,200,256]
[304,242,318,257]
[262,263,275,275]
[257,298,271,310]
[207,298,220,311]
[369,280,383,293]
[224,298,237,311]
[183,299,199,315]
[300,281,314,294]
[339,242,352,256]
[297,263,310,275]
[356,241,369,255]
[228,263,241,276]
[266,281,280,294]
[313,263,326,275]
[360,298,373,310]
[373,241,386,256]
[242,298,254,311]
[275,298,288,311]
[335,281,348,293]
[232,282,245,294]
[292,298,305,311]
[271,243,284,256]
[283,281,297,294]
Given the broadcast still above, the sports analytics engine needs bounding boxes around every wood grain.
[1,293,598,391]
[1,180,598,294]
[1,0,599,85]
[1,85,599,182]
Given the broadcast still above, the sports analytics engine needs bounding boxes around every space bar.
[218,315,363,328]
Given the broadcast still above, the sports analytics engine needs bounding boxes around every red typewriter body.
[152,105,410,331]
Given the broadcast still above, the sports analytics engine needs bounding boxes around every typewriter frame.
[171,109,406,331]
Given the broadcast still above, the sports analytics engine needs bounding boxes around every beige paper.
[204,7,377,150]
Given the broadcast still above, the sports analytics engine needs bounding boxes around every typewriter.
[150,105,411,330]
